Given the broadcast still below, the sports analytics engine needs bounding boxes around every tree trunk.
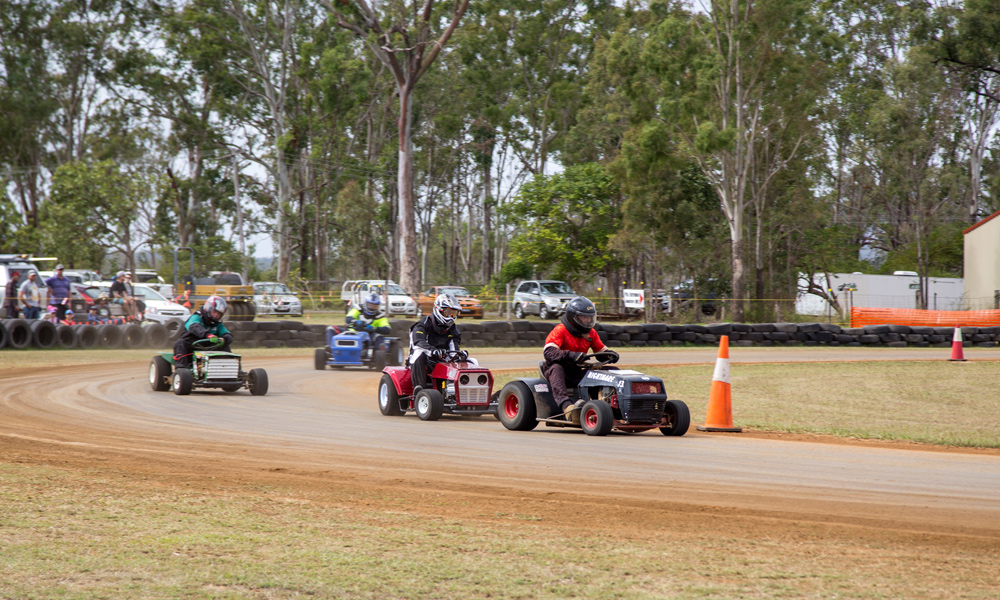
[398,85,420,294]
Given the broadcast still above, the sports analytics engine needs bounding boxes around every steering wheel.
[438,350,469,362]
[192,338,224,350]
[578,351,616,368]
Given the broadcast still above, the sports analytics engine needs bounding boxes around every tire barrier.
[6,318,1000,351]
[0,320,7,349]
[74,324,99,349]
[144,323,169,348]
[56,324,78,349]
[2,318,31,349]
[30,320,57,349]
[98,323,124,349]
[122,323,146,349]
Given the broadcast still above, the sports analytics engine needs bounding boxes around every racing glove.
[569,351,587,364]
[431,347,446,359]
[456,350,469,361]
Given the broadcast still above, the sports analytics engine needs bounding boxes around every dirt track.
[2,348,1000,547]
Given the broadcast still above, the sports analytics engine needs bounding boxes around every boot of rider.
[563,400,585,424]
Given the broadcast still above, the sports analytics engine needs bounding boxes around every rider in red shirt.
[542,296,618,418]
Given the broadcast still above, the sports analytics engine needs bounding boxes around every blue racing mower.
[314,326,404,371]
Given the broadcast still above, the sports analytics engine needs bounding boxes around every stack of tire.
[224,320,328,349]
[0,318,173,351]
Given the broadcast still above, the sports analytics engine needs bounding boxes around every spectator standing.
[3,270,20,318]
[45,264,72,321]
[18,271,42,319]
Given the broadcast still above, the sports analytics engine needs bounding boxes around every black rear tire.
[659,399,691,436]
[372,349,387,371]
[378,374,404,416]
[314,348,327,370]
[415,389,444,421]
[581,400,614,436]
[149,356,171,391]
[388,339,403,366]
[496,382,538,431]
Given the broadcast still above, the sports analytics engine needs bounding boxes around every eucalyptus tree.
[323,0,471,294]
[920,0,1000,223]
[0,0,54,232]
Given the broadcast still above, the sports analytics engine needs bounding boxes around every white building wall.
[963,212,1000,310]
[797,273,965,316]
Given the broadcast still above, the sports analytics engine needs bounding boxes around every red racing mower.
[378,351,497,420]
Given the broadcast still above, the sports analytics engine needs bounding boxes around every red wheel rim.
[584,408,598,428]
[504,394,519,419]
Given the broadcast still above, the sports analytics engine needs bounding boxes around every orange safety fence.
[850,307,1000,328]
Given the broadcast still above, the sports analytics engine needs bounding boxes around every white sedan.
[253,282,303,317]
[89,283,191,324]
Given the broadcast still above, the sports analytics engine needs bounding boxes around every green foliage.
[506,163,624,281]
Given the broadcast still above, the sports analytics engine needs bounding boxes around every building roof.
[963,208,1000,235]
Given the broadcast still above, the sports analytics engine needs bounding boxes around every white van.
[340,279,418,317]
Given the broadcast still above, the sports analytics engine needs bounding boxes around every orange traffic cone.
[697,335,742,432]
[948,327,967,362]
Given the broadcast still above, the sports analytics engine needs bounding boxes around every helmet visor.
[574,313,595,329]
[365,301,380,313]
[440,307,460,319]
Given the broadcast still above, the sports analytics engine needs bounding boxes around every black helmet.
[565,296,597,333]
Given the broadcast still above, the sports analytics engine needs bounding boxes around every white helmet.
[432,293,461,326]
[203,295,228,322]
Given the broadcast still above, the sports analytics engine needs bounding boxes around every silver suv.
[512,280,577,320]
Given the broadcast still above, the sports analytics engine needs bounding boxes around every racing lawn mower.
[496,352,689,436]
[149,338,268,396]
[315,326,404,371]
[378,351,497,420]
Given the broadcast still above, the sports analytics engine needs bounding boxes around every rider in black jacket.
[408,293,466,393]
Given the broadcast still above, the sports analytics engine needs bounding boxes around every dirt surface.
[3,349,1000,552]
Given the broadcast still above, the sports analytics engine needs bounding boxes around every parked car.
[511,280,577,320]
[253,282,303,317]
[340,279,418,317]
[415,285,484,319]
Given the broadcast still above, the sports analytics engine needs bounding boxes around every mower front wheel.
[172,368,193,396]
[248,368,269,396]
[659,399,691,436]
[314,348,328,370]
[415,389,444,421]
[581,400,614,436]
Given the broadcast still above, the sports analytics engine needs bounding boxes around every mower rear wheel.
[388,339,403,366]
[372,349,388,372]
[496,382,538,431]
[378,374,403,416]
[149,356,171,392]
[581,400,613,436]
[415,389,444,421]
[659,399,691,436]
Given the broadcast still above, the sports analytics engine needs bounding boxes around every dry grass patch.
[2,464,999,600]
